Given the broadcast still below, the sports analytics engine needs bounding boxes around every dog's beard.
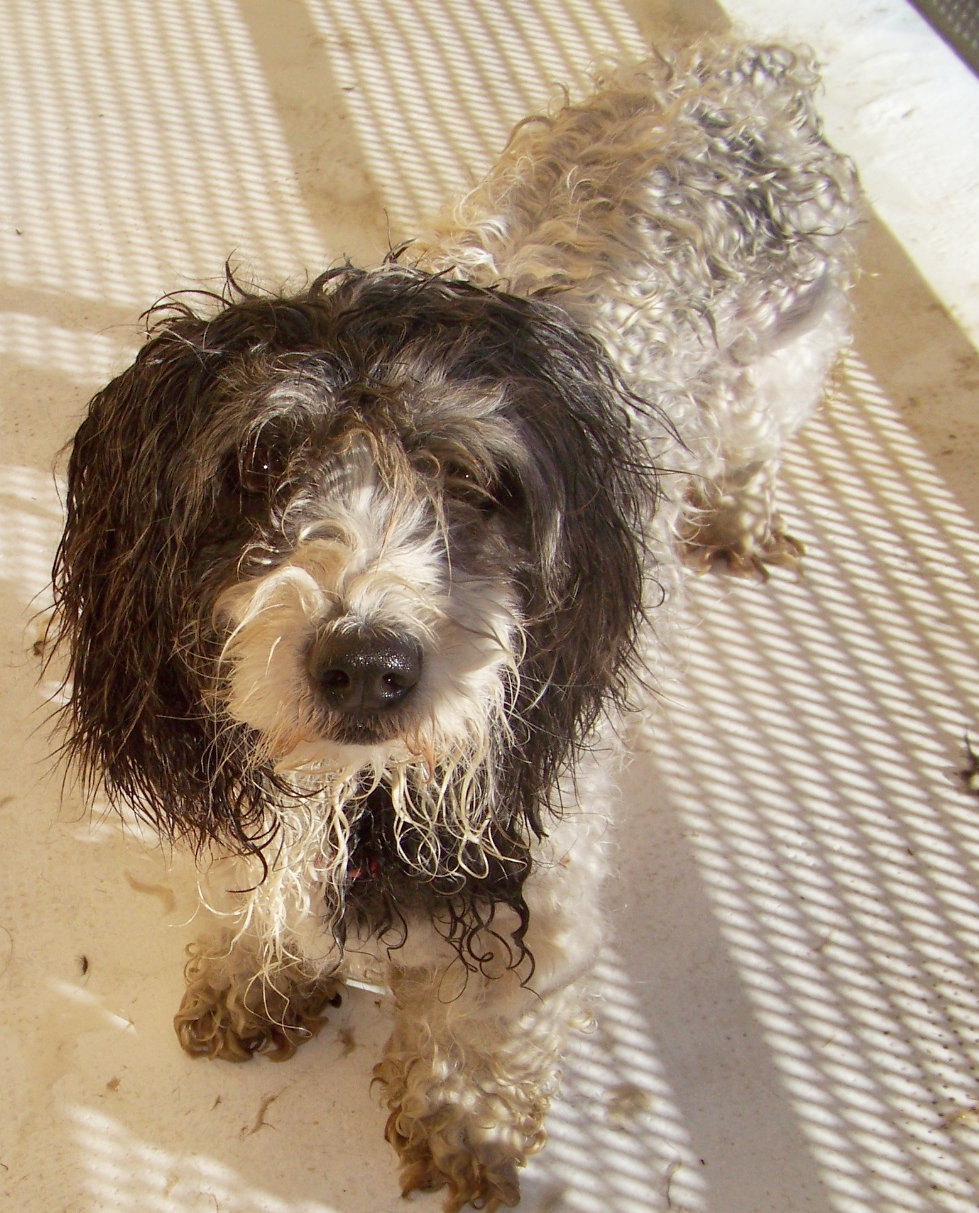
[216,748,529,980]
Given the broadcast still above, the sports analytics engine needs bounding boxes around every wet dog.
[52,39,859,1211]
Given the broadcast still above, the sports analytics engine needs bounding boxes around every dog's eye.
[444,463,495,509]
[443,462,521,514]
[240,438,289,494]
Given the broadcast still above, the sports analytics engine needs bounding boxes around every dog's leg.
[376,966,584,1212]
[681,300,849,578]
[376,811,604,1212]
[174,926,341,1062]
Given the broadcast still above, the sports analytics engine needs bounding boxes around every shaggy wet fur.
[54,268,656,971]
[52,39,860,1212]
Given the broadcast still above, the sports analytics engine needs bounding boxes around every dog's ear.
[51,309,279,852]
[453,290,663,830]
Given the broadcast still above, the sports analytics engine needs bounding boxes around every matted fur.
[50,38,861,1212]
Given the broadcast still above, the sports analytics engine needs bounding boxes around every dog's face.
[53,267,656,877]
[207,358,532,777]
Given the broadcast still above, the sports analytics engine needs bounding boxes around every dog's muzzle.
[307,626,423,735]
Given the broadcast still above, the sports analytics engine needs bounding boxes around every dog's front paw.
[383,1103,524,1213]
[376,1053,547,1212]
[174,944,341,1062]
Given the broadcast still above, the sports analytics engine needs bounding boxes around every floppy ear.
[423,285,663,832]
[51,311,281,853]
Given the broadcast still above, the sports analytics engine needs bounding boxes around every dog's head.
[52,265,658,902]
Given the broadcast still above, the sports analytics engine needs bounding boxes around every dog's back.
[424,39,862,575]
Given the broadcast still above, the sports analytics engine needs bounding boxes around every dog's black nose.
[307,627,423,714]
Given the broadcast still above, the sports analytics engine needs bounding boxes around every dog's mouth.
[264,701,433,776]
[326,713,407,747]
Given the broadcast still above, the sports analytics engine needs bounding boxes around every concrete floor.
[2,1,979,1210]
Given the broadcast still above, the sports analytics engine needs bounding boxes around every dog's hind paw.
[683,526,805,581]
[681,463,806,580]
